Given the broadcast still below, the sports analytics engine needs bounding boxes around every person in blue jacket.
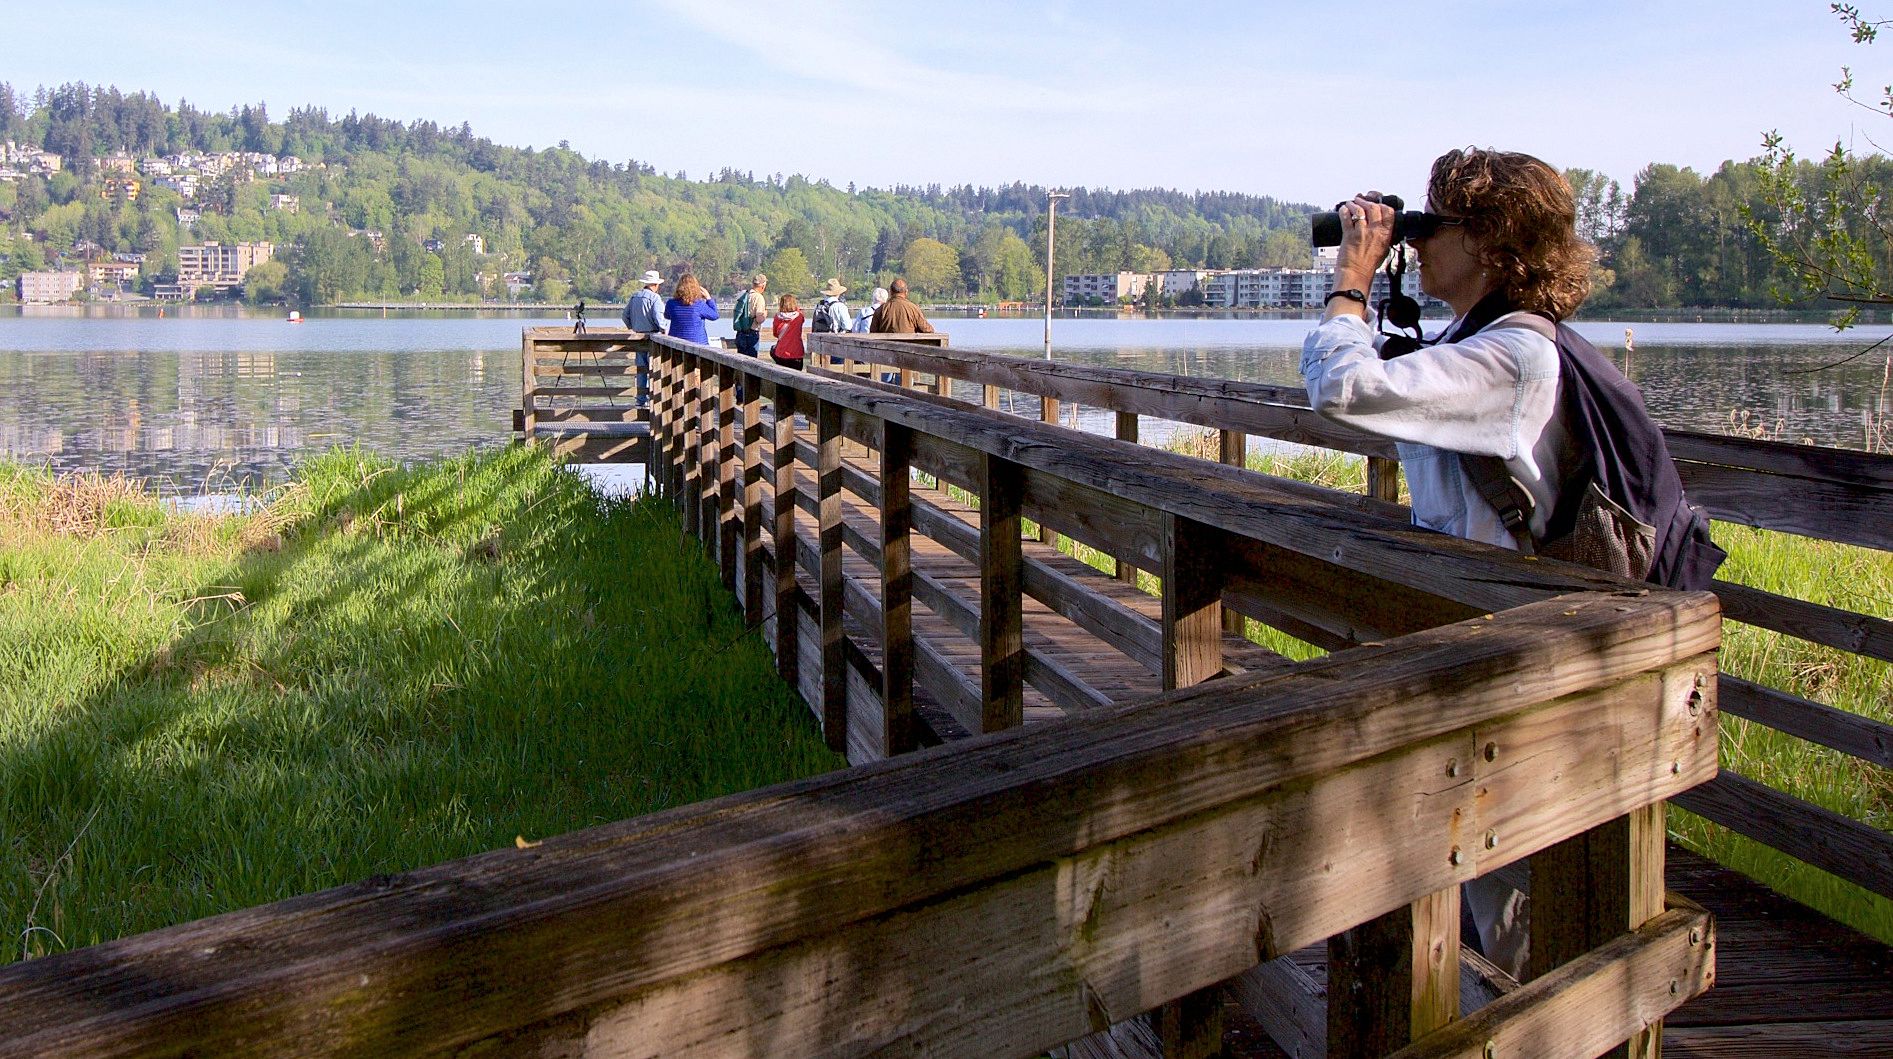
[663,273,719,344]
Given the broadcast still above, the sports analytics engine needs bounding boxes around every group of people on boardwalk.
[621,271,933,360]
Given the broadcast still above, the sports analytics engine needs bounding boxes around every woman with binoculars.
[1300,147,1595,555]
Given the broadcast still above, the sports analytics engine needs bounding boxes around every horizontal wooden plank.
[1665,429,1893,489]
[810,336,1399,459]
[1719,675,1893,769]
[1714,579,1893,664]
[1672,769,1893,899]
[1663,1019,1893,1057]
[1679,460,1892,550]
[0,592,1718,1058]
[528,385,641,399]
[1387,906,1713,1059]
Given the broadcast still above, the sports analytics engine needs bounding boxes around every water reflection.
[0,308,1885,493]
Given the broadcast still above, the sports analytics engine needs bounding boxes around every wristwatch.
[1324,288,1368,307]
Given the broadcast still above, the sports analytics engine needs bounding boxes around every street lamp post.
[1044,191,1068,361]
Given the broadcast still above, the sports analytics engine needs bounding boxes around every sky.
[1,1,1883,205]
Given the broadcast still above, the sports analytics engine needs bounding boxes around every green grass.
[0,446,840,964]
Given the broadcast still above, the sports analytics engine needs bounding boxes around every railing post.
[1326,890,1461,1058]
[770,382,800,690]
[880,420,917,756]
[1161,513,1224,690]
[1367,455,1401,502]
[983,382,1000,410]
[1158,511,1228,1053]
[1034,395,1059,543]
[979,453,1024,733]
[681,355,702,531]
[1115,412,1141,585]
[645,342,664,489]
[1218,428,1247,637]
[1529,803,1667,1059]
[741,370,765,627]
[697,355,718,550]
[519,332,536,443]
[717,362,739,594]
[817,399,848,754]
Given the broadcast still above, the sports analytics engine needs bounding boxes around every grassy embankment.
[0,445,841,965]
[1053,433,1892,944]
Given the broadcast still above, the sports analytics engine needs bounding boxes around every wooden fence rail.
[804,334,1893,911]
[634,333,1726,1057]
[0,549,1720,1059]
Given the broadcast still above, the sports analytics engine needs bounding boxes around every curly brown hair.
[672,273,705,304]
[1427,148,1594,320]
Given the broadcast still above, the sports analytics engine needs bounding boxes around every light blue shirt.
[621,287,663,333]
[1301,312,1568,548]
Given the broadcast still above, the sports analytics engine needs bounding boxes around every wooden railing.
[515,326,651,462]
[808,334,1893,915]
[0,331,1722,1059]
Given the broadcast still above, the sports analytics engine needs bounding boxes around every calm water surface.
[0,306,1886,492]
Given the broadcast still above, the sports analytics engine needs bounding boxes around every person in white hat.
[813,278,852,348]
[621,269,665,406]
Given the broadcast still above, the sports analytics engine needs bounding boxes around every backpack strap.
[1459,312,1560,555]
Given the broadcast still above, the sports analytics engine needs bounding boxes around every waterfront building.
[1156,269,1212,296]
[503,271,533,297]
[1201,265,1434,309]
[88,260,141,291]
[1063,271,1151,304]
[176,241,274,292]
[20,270,84,304]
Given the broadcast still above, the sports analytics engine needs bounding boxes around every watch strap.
[1325,288,1368,306]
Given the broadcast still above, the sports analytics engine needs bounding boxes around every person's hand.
[1334,192,1396,289]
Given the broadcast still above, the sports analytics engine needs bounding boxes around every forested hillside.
[0,81,1878,311]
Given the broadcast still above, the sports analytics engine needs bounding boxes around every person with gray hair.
[851,286,888,333]
[732,273,769,358]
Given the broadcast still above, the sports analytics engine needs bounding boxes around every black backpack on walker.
[1451,308,1727,591]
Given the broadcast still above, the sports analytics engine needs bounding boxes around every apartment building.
[176,241,274,290]
[1063,271,1150,303]
[20,270,84,304]
[1201,266,1431,309]
[269,194,300,213]
[88,260,141,290]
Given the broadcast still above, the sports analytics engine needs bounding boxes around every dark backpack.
[1462,313,1727,591]
[812,298,842,334]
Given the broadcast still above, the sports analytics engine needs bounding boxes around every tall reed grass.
[0,446,840,964]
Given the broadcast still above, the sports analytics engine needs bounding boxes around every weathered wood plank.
[1386,906,1714,1059]
[1672,769,1893,900]
[981,453,1025,732]
[1663,1020,1893,1057]
[716,362,739,594]
[1715,579,1893,665]
[741,372,765,627]
[1676,460,1893,550]
[1161,514,1224,691]
[817,399,847,752]
[1328,889,1460,1059]
[881,421,917,756]
[770,383,800,688]
[1718,674,1893,768]
[0,592,1717,1059]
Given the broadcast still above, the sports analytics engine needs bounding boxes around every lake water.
[0,306,1887,493]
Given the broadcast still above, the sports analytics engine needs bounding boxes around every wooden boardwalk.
[776,422,1893,1059]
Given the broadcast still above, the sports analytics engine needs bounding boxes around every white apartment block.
[463,233,485,255]
[20,270,84,304]
[1201,266,1431,310]
[177,241,274,290]
[1156,269,1210,295]
[1063,271,1150,303]
[270,194,300,213]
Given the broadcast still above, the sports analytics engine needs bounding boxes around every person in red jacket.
[770,294,806,369]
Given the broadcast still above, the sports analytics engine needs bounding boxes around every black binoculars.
[1310,195,1462,247]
